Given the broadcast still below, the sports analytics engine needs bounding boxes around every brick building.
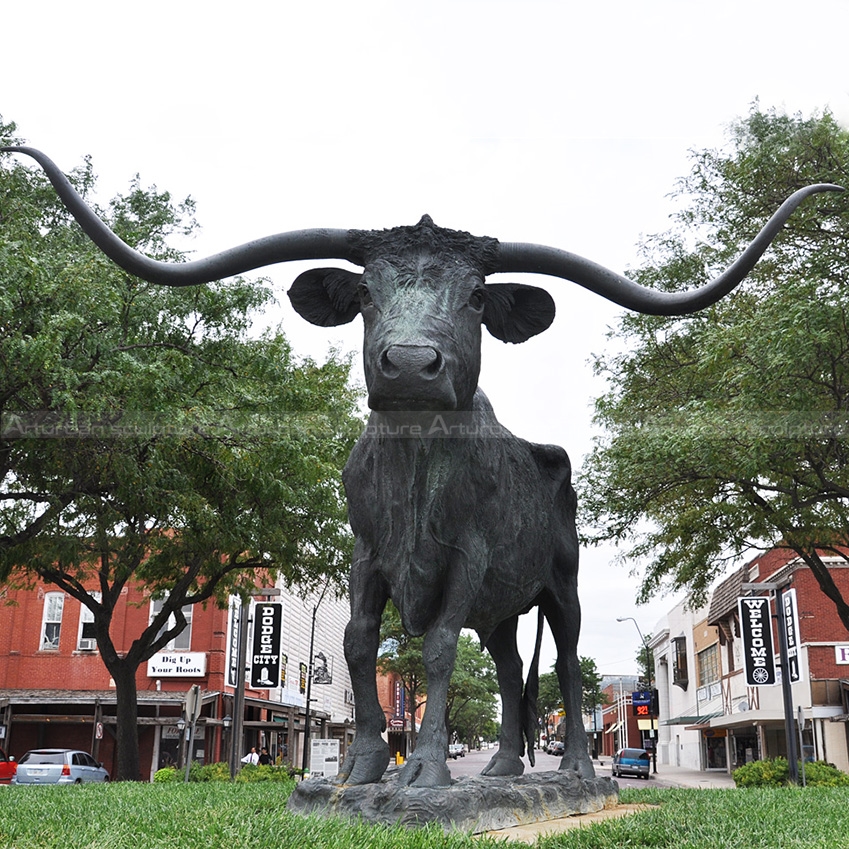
[651,548,849,774]
[0,578,355,780]
[595,675,642,758]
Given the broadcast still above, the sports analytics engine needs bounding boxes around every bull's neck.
[361,391,503,452]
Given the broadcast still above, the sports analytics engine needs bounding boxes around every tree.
[633,637,654,689]
[0,120,362,779]
[445,634,499,747]
[377,602,427,751]
[579,656,609,716]
[580,104,849,632]
[537,657,608,743]
[537,670,563,740]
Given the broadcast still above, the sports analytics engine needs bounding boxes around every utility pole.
[301,578,332,775]
[617,616,657,774]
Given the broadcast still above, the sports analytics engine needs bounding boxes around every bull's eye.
[358,283,373,307]
[468,288,485,311]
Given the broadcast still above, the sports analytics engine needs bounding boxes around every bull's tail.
[521,607,545,767]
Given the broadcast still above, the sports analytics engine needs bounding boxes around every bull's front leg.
[336,553,391,785]
[397,614,463,788]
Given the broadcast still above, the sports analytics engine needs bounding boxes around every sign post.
[740,583,799,784]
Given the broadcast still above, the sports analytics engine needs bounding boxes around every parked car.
[0,747,15,784]
[12,749,109,785]
[611,747,650,779]
[448,743,465,759]
[548,741,564,756]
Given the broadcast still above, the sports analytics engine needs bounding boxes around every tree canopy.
[445,634,499,747]
[579,104,849,632]
[537,656,608,742]
[0,118,362,778]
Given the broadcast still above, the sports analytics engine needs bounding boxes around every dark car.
[0,747,15,784]
[12,749,109,785]
[612,747,650,779]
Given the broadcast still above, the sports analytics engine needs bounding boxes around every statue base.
[286,769,619,834]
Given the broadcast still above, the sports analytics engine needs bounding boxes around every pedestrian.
[258,747,272,766]
[241,747,259,765]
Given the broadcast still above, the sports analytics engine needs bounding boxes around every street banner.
[782,588,802,683]
[250,602,283,688]
[738,596,777,686]
[227,599,240,687]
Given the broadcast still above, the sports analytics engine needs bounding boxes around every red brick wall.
[0,580,231,695]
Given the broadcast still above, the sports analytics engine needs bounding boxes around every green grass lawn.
[0,782,848,848]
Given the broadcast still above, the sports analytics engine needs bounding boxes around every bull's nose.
[379,345,443,380]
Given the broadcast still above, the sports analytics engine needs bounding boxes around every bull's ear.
[288,268,362,327]
[483,283,555,343]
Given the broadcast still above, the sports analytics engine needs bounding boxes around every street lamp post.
[617,616,658,774]
[301,578,332,775]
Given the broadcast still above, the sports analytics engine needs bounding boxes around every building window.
[40,592,64,650]
[672,636,689,690]
[697,643,719,687]
[150,596,193,651]
[77,593,101,651]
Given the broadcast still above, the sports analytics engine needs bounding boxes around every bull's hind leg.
[336,555,391,785]
[481,616,526,777]
[541,576,595,779]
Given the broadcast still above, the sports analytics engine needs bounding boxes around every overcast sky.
[4,0,849,679]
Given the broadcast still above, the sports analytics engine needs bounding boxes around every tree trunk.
[109,660,142,781]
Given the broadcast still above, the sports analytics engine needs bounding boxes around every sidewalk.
[593,758,736,789]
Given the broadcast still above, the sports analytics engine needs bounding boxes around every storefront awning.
[663,711,722,726]
[604,720,623,734]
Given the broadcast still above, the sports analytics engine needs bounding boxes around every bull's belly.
[462,575,544,636]
[385,543,550,637]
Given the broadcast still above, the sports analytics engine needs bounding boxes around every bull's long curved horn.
[497,183,844,316]
[1,146,356,285]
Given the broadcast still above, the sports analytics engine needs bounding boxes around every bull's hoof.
[336,745,390,785]
[480,752,525,777]
[398,756,452,788]
[559,753,596,779]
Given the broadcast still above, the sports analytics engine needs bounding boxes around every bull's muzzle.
[379,345,443,380]
[369,345,455,412]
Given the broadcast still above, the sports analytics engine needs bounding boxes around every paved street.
[446,746,735,789]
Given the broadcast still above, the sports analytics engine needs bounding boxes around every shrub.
[152,766,180,783]
[733,757,849,787]
[800,761,849,787]
[235,763,295,783]
[152,761,301,784]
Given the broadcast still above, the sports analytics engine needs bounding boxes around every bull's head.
[3,146,842,412]
[287,215,556,411]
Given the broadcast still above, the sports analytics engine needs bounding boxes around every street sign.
[738,596,777,686]
[782,588,802,683]
[309,738,340,778]
[632,690,652,717]
[250,602,283,688]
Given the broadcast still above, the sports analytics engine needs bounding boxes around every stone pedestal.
[286,769,619,834]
